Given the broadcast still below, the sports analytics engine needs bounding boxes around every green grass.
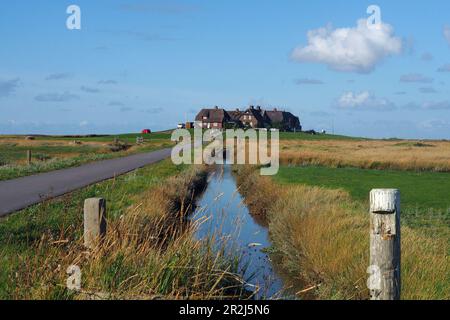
[274,166,450,235]
[0,159,186,298]
[0,160,184,248]
[33,132,173,143]
[236,166,450,300]
[0,160,249,300]
[0,144,100,163]
[0,144,171,181]
[180,129,361,141]
[0,132,174,181]
[279,132,366,141]
[275,166,450,209]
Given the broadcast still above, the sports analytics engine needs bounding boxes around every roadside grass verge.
[0,138,173,181]
[0,160,247,299]
[32,132,173,144]
[234,166,449,300]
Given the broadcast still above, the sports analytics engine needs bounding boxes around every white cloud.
[437,64,450,72]
[45,73,73,81]
[0,78,20,97]
[419,119,450,130]
[294,78,324,85]
[400,73,433,83]
[120,3,199,14]
[291,19,402,73]
[120,107,133,112]
[35,92,80,102]
[80,86,100,93]
[336,91,395,110]
[108,101,124,106]
[98,80,118,85]
[422,101,450,110]
[421,52,433,61]
[444,26,450,45]
[419,87,437,94]
[403,100,450,110]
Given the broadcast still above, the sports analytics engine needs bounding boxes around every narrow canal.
[191,165,289,299]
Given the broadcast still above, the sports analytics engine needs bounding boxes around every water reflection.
[191,165,286,299]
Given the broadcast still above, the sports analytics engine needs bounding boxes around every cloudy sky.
[1,0,450,138]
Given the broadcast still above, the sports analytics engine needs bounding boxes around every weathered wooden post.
[369,189,401,300]
[27,150,32,165]
[84,198,107,249]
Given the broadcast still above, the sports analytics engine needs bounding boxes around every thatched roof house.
[194,106,301,131]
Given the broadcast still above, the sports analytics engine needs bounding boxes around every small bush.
[34,153,52,161]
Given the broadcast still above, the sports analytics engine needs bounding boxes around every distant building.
[185,122,194,129]
[195,106,231,129]
[194,106,301,131]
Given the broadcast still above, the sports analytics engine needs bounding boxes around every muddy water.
[191,165,291,299]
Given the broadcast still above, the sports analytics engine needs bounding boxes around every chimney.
[236,108,240,112]
[256,106,261,111]
[273,108,278,112]
[215,106,219,110]
[250,105,254,110]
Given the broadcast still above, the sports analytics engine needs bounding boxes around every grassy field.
[229,132,450,299]
[1,130,449,300]
[234,166,449,300]
[0,159,248,299]
[31,132,173,143]
[279,137,450,172]
[0,132,174,181]
[274,166,450,209]
[275,132,450,234]
[274,166,450,236]
[279,132,365,141]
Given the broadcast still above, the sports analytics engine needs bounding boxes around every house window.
[203,116,207,120]
[214,123,218,127]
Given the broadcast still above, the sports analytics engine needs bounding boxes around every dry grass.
[0,136,173,181]
[0,138,107,148]
[234,166,449,300]
[280,139,450,172]
[2,167,249,300]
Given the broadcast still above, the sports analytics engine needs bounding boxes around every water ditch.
[191,165,297,299]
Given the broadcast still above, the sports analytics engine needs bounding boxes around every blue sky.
[1,0,450,138]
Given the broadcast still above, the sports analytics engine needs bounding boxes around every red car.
[141,129,151,134]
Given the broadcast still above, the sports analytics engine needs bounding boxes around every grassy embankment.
[0,160,248,300]
[0,132,174,181]
[235,166,449,300]
[233,133,449,299]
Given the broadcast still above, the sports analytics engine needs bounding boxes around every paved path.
[0,148,172,217]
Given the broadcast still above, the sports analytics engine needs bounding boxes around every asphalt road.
[0,148,172,217]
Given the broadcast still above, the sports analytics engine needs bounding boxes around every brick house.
[195,106,301,131]
[194,106,231,129]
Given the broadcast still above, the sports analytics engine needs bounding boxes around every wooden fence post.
[27,150,32,165]
[369,189,401,300]
[84,198,107,249]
